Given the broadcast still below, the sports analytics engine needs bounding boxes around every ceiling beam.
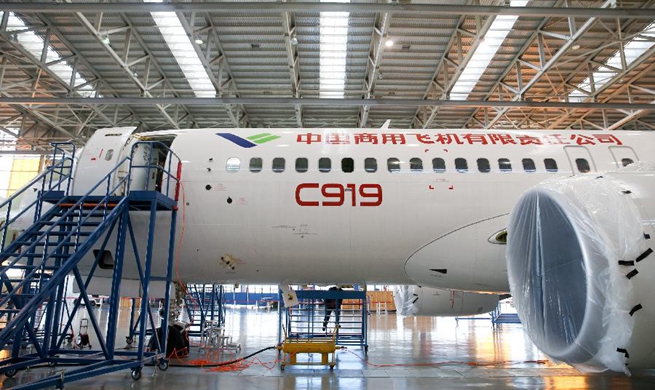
[3,3,655,18]
[359,4,391,129]
[1,97,653,110]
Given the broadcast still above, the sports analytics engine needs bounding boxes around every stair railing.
[0,143,76,251]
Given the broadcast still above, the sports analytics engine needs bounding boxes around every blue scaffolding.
[279,289,368,351]
[0,141,182,389]
[184,284,225,337]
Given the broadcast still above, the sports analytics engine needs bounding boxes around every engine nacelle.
[507,166,655,374]
[393,285,499,317]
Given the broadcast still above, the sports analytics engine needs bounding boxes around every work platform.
[0,141,181,389]
[279,289,368,355]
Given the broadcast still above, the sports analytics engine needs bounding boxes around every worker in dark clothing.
[323,286,342,331]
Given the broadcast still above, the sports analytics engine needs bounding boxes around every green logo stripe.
[248,133,281,144]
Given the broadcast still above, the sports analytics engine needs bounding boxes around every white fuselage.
[74,128,655,293]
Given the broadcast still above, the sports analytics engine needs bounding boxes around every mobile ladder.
[279,288,368,354]
[0,141,182,389]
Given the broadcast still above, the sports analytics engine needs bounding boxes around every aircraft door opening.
[564,146,596,175]
[609,146,639,169]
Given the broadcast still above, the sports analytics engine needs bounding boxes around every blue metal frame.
[0,141,182,389]
[184,284,225,337]
[279,289,368,350]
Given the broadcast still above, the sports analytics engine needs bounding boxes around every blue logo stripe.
[217,133,257,148]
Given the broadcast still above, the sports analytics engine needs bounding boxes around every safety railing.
[0,142,76,250]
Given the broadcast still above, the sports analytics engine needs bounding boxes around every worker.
[322,286,342,331]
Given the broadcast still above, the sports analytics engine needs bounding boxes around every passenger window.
[477,158,490,173]
[544,158,558,172]
[498,158,511,172]
[455,158,468,173]
[365,158,377,173]
[226,157,240,172]
[622,158,634,167]
[318,157,331,173]
[387,158,400,173]
[522,158,536,173]
[272,157,285,173]
[342,158,354,173]
[296,158,308,173]
[432,158,445,173]
[410,158,423,172]
[105,149,114,161]
[576,158,590,173]
[249,157,262,173]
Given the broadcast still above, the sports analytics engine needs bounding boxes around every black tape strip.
[622,190,632,194]
[636,248,653,263]
[617,348,630,358]
[618,260,635,266]
[644,233,651,240]
[430,269,447,274]
[626,269,639,279]
[629,304,643,316]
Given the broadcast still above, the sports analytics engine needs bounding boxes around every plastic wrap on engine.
[393,285,417,316]
[507,175,645,374]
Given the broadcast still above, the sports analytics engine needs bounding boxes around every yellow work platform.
[278,328,339,370]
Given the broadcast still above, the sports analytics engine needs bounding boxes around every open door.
[609,146,639,169]
[564,146,596,175]
[72,127,137,195]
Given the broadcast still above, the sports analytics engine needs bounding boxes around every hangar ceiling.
[0,1,655,149]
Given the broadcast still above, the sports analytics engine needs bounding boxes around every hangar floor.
[1,306,654,389]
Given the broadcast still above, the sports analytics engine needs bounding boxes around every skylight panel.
[450,0,528,101]
[144,0,215,98]
[1,12,98,97]
[569,22,655,103]
[320,0,349,98]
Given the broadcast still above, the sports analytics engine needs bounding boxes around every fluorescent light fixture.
[0,12,99,98]
[569,22,655,103]
[194,37,204,45]
[320,0,349,99]
[145,0,216,98]
[385,39,394,48]
[450,0,528,100]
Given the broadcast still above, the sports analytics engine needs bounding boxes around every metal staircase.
[0,141,182,389]
[184,284,225,337]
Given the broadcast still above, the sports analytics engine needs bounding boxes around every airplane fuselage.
[74,128,654,293]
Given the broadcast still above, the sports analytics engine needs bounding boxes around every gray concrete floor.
[1,305,654,389]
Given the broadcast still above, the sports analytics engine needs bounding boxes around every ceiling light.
[385,39,394,47]
[571,44,581,50]
[290,36,298,45]
[194,37,203,45]
[101,36,110,45]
